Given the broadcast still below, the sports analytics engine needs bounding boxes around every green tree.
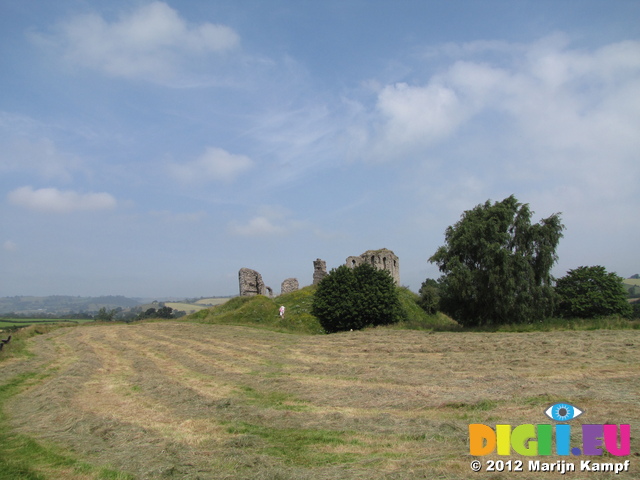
[556,266,633,318]
[312,263,405,333]
[429,195,564,327]
[95,307,115,321]
[418,278,440,314]
[156,306,174,318]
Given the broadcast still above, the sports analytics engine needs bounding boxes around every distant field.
[164,302,209,314]
[0,323,638,479]
[165,298,231,314]
[624,279,640,286]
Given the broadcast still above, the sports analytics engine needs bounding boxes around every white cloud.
[169,147,253,183]
[228,205,302,237]
[229,216,286,236]
[39,1,239,82]
[8,186,117,213]
[359,37,640,197]
[3,240,17,252]
[373,81,470,152]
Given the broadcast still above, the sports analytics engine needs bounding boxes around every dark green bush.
[556,266,632,319]
[311,264,405,333]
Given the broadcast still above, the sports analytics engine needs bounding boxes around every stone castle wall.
[346,248,399,284]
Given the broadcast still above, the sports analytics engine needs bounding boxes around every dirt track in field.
[2,322,640,479]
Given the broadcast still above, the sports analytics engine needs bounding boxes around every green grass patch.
[0,373,134,480]
[237,385,310,411]
[443,399,498,411]
[226,422,361,466]
[519,393,568,407]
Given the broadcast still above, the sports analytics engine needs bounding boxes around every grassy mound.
[186,286,325,334]
[393,287,459,331]
[186,285,458,334]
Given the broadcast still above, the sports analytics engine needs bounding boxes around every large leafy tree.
[312,263,405,333]
[556,266,632,318]
[429,195,564,326]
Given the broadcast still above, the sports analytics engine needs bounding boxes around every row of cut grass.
[0,319,94,329]
[0,371,134,480]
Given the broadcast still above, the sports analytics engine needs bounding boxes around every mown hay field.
[1,322,639,479]
[0,318,92,328]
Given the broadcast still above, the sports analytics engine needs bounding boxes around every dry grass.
[1,322,638,479]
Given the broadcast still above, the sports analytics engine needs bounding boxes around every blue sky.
[1,0,639,298]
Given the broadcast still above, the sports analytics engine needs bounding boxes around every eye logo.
[544,403,583,422]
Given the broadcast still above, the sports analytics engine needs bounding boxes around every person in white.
[279,305,285,318]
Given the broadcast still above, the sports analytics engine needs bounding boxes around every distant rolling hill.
[0,295,144,315]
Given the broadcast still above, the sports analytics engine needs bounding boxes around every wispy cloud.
[0,112,87,181]
[228,205,303,237]
[150,210,207,223]
[229,216,286,236]
[168,147,254,183]
[34,1,239,83]
[8,186,117,213]
[2,240,18,252]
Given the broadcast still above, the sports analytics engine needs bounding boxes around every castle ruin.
[238,268,268,297]
[312,259,328,285]
[238,249,399,296]
[346,248,400,284]
[281,278,299,295]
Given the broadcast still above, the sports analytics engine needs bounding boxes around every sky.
[1,0,639,298]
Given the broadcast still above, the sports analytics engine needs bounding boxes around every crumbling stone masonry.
[238,268,267,296]
[346,248,400,284]
[281,278,299,295]
[313,259,328,285]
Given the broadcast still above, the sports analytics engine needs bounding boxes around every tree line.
[423,195,635,326]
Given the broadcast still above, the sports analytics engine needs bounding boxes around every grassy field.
[0,321,638,479]
[0,318,94,328]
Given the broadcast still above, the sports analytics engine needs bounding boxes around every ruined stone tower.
[313,259,328,285]
[345,248,400,284]
[281,278,299,295]
[238,268,266,296]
